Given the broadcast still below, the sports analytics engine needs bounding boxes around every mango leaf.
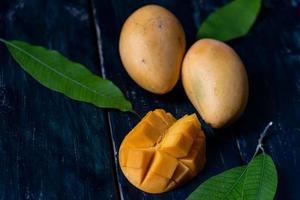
[197,0,262,41]
[0,39,133,112]
[187,166,247,200]
[243,154,278,200]
[186,153,277,200]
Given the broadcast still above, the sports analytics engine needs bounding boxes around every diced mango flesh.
[126,148,154,168]
[126,121,161,148]
[119,109,206,194]
[154,109,176,126]
[160,133,194,158]
[165,181,176,191]
[181,136,206,174]
[181,149,201,172]
[141,172,169,193]
[149,151,178,179]
[167,114,201,139]
[119,147,128,167]
[143,111,169,134]
[125,167,145,185]
[172,162,191,183]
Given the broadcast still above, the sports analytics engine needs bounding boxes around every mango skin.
[182,39,249,128]
[119,5,186,94]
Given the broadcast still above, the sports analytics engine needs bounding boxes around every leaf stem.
[240,121,274,199]
[246,121,274,166]
[255,121,274,154]
[0,38,6,44]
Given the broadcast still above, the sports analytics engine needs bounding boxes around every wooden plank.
[229,1,300,199]
[0,0,117,199]
[92,0,300,199]
[192,3,300,200]
[92,0,243,199]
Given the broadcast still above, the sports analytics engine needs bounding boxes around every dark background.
[0,0,299,199]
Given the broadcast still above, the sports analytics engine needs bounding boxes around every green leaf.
[186,153,277,200]
[0,39,133,112]
[197,0,262,41]
[187,166,247,200]
[243,154,278,200]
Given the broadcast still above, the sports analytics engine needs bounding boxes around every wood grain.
[0,0,300,199]
[0,0,117,199]
[92,0,242,199]
[92,0,300,199]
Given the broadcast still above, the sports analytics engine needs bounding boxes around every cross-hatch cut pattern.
[119,109,206,193]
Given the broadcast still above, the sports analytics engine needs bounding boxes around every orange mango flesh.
[119,109,206,193]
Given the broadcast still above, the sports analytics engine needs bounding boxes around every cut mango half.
[119,109,206,193]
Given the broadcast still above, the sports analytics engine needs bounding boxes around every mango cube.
[168,114,201,139]
[149,151,178,179]
[125,167,146,185]
[165,181,176,191]
[127,121,160,147]
[160,133,193,158]
[126,149,154,168]
[180,149,204,173]
[172,162,191,183]
[143,111,170,133]
[166,113,176,124]
[141,172,169,193]
[191,137,205,150]
[154,109,176,126]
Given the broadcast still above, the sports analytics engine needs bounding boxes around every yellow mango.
[119,109,206,193]
[119,5,186,94]
[182,39,249,128]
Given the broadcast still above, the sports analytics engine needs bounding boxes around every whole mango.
[182,39,249,128]
[119,5,186,94]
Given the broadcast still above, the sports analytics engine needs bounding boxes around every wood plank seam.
[88,0,122,199]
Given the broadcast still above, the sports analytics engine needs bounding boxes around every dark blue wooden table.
[0,0,299,199]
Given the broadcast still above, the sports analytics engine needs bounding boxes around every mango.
[119,109,206,193]
[182,39,249,128]
[119,5,186,94]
